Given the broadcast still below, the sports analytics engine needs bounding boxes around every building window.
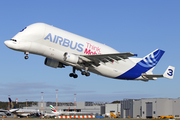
[154,111,156,114]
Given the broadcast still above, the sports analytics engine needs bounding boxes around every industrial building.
[105,103,120,117]
[121,98,180,119]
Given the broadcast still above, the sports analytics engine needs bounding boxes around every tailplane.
[141,66,175,80]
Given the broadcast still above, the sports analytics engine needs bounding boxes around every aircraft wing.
[79,52,136,66]
[9,109,19,113]
[0,109,8,112]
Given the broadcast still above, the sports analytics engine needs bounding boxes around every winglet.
[163,66,175,79]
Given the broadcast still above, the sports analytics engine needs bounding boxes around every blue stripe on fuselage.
[116,63,149,79]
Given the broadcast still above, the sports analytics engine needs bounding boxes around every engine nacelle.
[44,58,65,68]
[64,52,83,64]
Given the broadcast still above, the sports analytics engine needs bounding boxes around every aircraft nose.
[4,40,18,49]
[4,40,10,47]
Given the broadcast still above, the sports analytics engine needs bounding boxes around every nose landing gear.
[24,52,29,59]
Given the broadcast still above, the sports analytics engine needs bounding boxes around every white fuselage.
[5,23,161,80]
[9,108,39,117]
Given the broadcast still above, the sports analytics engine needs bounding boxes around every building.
[25,101,107,115]
[121,98,180,119]
[105,103,121,117]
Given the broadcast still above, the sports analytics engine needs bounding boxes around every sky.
[0,0,180,103]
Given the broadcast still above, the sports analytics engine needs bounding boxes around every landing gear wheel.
[85,72,90,76]
[81,71,86,75]
[69,73,78,78]
[24,56,29,59]
[73,74,78,78]
[69,73,74,77]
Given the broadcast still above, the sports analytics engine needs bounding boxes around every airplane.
[49,105,93,115]
[44,105,62,117]
[0,109,11,116]
[8,97,39,117]
[4,23,175,81]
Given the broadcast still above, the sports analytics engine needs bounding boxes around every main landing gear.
[69,67,78,78]
[69,73,78,78]
[24,52,29,59]
[69,67,90,78]
[81,71,90,76]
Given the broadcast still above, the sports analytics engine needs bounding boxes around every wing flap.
[79,52,136,66]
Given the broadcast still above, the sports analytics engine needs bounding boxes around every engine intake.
[44,58,65,68]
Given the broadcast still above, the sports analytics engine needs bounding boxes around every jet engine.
[63,52,83,64]
[44,58,65,68]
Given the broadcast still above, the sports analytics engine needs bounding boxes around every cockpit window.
[20,27,27,32]
[10,39,17,42]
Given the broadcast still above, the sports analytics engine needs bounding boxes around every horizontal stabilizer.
[141,66,175,80]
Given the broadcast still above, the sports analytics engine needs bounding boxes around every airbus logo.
[44,33,84,52]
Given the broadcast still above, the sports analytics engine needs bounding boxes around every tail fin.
[50,105,57,112]
[8,97,14,109]
[163,66,175,79]
[138,49,165,70]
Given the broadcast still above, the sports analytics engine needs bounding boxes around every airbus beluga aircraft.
[4,23,175,81]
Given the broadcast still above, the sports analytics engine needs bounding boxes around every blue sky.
[0,0,179,103]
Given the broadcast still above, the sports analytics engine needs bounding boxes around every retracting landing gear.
[24,52,29,59]
[69,67,90,78]
[81,71,90,76]
[81,66,90,76]
[69,67,78,78]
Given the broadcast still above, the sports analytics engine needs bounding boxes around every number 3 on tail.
[167,69,173,76]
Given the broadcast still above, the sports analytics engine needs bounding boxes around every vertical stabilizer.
[138,49,165,70]
[50,105,57,112]
[8,97,14,109]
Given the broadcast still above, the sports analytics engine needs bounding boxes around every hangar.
[121,98,180,119]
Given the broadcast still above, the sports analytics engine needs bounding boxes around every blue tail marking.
[8,97,15,109]
[116,49,165,79]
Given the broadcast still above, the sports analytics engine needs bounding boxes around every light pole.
[26,99,27,109]
[56,89,58,118]
[41,92,43,118]
[74,94,76,112]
